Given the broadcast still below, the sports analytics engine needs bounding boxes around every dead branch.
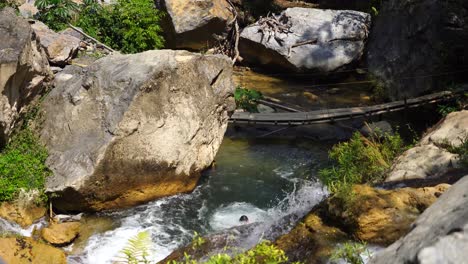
[287,39,318,57]
[67,23,115,53]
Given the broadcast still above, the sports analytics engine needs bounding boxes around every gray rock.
[0,8,50,143]
[367,0,468,100]
[156,0,234,50]
[386,111,467,182]
[360,121,393,138]
[40,50,235,211]
[370,175,468,264]
[31,21,81,65]
[239,8,371,72]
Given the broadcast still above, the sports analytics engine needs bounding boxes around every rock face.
[387,111,467,182]
[0,237,67,264]
[156,0,234,50]
[30,21,81,65]
[370,175,468,264]
[41,222,81,246]
[239,8,371,72]
[40,50,235,211]
[326,184,450,245]
[0,8,50,144]
[0,202,46,228]
[367,0,468,99]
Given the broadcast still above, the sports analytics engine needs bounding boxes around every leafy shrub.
[0,1,18,10]
[330,242,369,264]
[319,132,406,201]
[76,0,165,53]
[168,241,292,264]
[35,0,79,31]
[0,129,50,202]
[234,87,263,113]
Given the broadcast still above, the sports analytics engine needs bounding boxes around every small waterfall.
[0,217,46,237]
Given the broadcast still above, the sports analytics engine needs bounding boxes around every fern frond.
[115,231,152,264]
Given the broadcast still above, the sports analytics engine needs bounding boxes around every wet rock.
[387,111,467,182]
[0,237,67,264]
[161,223,260,263]
[303,91,319,102]
[31,21,81,65]
[370,175,468,264]
[360,121,393,138]
[0,8,50,143]
[239,8,371,72]
[0,202,46,228]
[367,0,468,99]
[156,0,234,50]
[41,222,81,246]
[274,212,347,263]
[67,215,114,255]
[326,184,450,245]
[40,50,235,211]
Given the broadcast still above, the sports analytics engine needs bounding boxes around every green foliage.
[0,1,18,10]
[330,242,369,264]
[0,129,50,202]
[319,132,406,202]
[192,231,206,250]
[35,0,79,31]
[76,0,165,53]
[117,231,152,264]
[170,241,293,264]
[437,104,459,117]
[234,87,263,113]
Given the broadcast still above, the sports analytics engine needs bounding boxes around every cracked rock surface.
[39,50,235,211]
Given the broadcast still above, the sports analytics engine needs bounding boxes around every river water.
[64,137,331,263]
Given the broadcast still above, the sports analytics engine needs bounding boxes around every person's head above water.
[239,215,249,223]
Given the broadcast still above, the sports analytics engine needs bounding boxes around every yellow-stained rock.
[274,212,347,263]
[0,202,46,228]
[0,237,66,264]
[303,92,319,102]
[327,184,450,245]
[41,222,81,246]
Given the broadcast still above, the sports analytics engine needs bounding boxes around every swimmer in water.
[239,215,249,223]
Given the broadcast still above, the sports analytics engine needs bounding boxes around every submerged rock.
[0,237,67,264]
[157,0,235,50]
[30,21,81,66]
[367,0,468,99]
[41,222,81,246]
[239,8,371,72]
[0,8,50,144]
[370,175,468,264]
[40,50,235,211]
[387,111,467,182]
[326,184,450,245]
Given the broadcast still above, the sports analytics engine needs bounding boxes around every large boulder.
[40,50,235,211]
[367,0,468,99]
[386,111,467,182]
[156,0,235,50]
[30,21,81,66]
[239,8,371,72]
[0,8,50,144]
[370,175,468,264]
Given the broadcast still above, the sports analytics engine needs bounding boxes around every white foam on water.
[209,202,270,231]
[0,217,46,237]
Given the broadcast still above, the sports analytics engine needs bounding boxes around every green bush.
[169,241,292,264]
[76,0,165,53]
[234,87,263,113]
[330,242,369,264]
[0,129,50,202]
[319,132,406,201]
[438,135,468,168]
[35,0,79,31]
